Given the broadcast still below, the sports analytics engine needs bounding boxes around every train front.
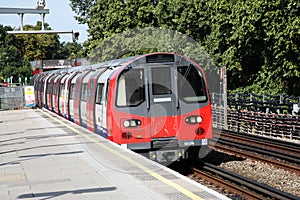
[107,53,213,162]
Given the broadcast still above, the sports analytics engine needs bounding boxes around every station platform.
[0,109,229,200]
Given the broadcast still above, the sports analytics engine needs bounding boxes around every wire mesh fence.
[0,83,24,110]
[211,93,300,140]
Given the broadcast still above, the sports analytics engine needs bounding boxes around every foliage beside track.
[70,0,299,96]
[0,23,84,82]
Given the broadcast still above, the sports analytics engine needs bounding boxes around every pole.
[41,13,45,30]
[221,67,228,130]
[19,13,24,30]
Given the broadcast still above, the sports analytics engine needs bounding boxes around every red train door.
[147,64,179,139]
[66,72,79,120]
[48,74,60,111]
[74,70,91,126]
[55,74,67,115]
[86,68,107,131]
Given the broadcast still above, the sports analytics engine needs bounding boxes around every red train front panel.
[107,53,212,162]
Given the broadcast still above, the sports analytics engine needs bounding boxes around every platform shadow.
[18,187,117,200]
[202,149,246,165]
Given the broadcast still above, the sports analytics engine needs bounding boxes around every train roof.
[35,52,197,77]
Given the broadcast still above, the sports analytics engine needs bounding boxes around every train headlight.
[123,119,141,128]
[196,116,203,123]
[185,116,203,124]
[123,120,130,128]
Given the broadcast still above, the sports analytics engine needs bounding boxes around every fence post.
[278,94,283,114]
[220,66,228,130]
[250,94,253,110]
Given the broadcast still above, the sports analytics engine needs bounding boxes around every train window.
[59,83,64,97]
[41,82,43,92]
[46,83,49,94]
[69,83,74,100]
[81,83,88,102]
[95,83,104,105]
[146,54,174,63]
[177,65,207,103]
[116,69,145,107]
[52,83,56,95]
[48,83,52,94]
[151,67,172,95]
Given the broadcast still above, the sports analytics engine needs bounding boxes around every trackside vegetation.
[70,0,299,96]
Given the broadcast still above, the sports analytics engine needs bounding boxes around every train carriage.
[33,52,212,162]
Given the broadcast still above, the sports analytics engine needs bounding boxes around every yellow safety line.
[40,109,203,200]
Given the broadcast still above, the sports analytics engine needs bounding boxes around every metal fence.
[211,93,300,140]
[211,93,226,129]
[227,109,300,140]
[0,83,24,110]
[228,93,300,115]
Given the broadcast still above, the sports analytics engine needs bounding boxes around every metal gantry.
[0,0,79,42]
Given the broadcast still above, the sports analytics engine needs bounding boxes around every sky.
[0,0,88,43]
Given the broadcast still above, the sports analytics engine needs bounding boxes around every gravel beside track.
[219,155,300,197]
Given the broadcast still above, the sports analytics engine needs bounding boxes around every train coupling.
[149,149,185,162]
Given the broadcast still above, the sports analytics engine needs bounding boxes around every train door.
[74,70,91,126]
[34,76,41,107]
[46,75,55,110]
[95,70,113,138]
[69,73,81,122]
[80,71,93,128]
[146,64,179,139]
[53,74,62,114]
[42,74,52,108]
[48,74,59,111]
[59,74,68,116]
[86,68,107,132]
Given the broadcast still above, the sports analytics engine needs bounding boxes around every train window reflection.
[81,83,88,102]
[151,67,172,95]
[96,83,104,105]
[69,84,74,100]
[177,65,207,103]
[116,69,145,107]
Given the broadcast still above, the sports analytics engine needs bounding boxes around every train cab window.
[69,83,74,100]
[177,65,207,103]
[81,83,88,102]
[96,83,104,104]
[151,67,172,95]
[116,69,145,107]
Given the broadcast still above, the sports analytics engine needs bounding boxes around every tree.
[201,0,299,95]
[14,22,63,60]
[70,0,300,95]
[0,25,32,83]
[69,0,96,25]
[0,22,84,83]
[60,42,85,59]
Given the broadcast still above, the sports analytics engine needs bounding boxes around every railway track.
[191,160,299,200]
[211,129,300,174]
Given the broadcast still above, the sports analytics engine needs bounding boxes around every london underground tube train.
[33,52,213,162]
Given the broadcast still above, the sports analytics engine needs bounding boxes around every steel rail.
[192,161,299,200]
[215,129,300,155]
[212,143,300,175]
[212,130,300,164]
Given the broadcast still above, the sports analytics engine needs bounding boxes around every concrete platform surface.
[0,109,230,200]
